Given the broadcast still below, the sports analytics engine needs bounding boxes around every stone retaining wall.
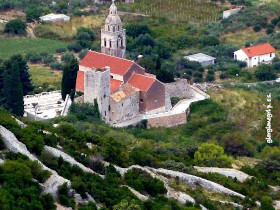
[147,112,187,128]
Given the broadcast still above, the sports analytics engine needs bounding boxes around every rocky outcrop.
[0,158,4,165]
[194,166,251,182]
[150,168,245,199]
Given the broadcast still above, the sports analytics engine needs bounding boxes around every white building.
[24,91,72,121]
[223,7,241,19]
[39,13,70,23]
[233,43,276,68]
[184,53,216,67]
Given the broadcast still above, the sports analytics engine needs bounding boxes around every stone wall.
[84,67,110,122]
[109,90,140,124]
[165,79,193,99]
[147,112,187,128]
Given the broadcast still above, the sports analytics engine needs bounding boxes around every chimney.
[247,48,250,53]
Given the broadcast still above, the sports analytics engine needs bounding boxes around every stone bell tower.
[101,0,126,58]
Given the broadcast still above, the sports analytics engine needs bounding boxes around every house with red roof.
[234,43,276,68]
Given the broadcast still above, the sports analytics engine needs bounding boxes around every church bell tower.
[101,0,126,58]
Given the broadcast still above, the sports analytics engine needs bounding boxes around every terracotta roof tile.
[242,43,275,58]
[111,83,139,102]
[80,51,134,76]
[110,78,123,92]
[128,73,156,92]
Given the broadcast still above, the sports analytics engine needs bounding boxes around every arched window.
[110,40,112,48]
[107,25,110,31]
[104,38,107,47]
[117,40,119,48]
[121,38,123,48]
[118,25,120,31]
[113,26,115,32]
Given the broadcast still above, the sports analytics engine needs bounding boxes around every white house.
[234,43,276,68]
[184,53,216,67]
[223,7,241,19]
[39,13,70,23]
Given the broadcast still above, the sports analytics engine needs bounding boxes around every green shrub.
[253,25,261,32]
[50,62,63,70]
[5,19,26,35]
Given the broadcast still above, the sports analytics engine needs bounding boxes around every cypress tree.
[61,57,79,100]
[155,56,161,70]
[68,57,79,100]
[10,63,24,116]
[0,65,4,105]
[2,69,11,108]
[4,54,33,95]
[61,64,71,100]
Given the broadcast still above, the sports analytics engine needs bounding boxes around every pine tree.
[10,63,24,116]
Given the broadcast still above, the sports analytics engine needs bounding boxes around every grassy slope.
[35,15,105,41]
[0,37,67,59]
[29,64,62,91]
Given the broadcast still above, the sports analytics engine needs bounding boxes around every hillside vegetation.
[0,37,67,59]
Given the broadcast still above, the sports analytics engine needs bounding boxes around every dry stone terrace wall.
[150,168,245,199]
[0,125,70,197]
[194,166,252,182]
[44,146,103,178]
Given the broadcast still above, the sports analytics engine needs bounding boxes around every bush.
[255,64,277,81]
[50,62,63,70]
[253,25,261,32]
[266,27,274,35]
[67,44,82,53]
[29,54,42,63]
[61,52,74,63]
[5,19,27,35]
[193,72,203,78]
[206,74,215,82]
[56,48,66,53]
[26,7,41,21]
[79,49,88,59]
[194,77,202,83]
[43,56,54,65]
[125,23,151,38]
[220,73,227,79]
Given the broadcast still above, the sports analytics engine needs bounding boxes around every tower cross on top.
[112,0,115,3]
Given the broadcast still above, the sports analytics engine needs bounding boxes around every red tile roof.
[128,73,156,92]
[242,43,275,58]
[110,78,123,92]
[80,51,134,76]
[76,71,84,91]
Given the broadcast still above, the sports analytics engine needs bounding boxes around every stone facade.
[101,1,126,58]
[84,67,110,122]
[110,84,140,123]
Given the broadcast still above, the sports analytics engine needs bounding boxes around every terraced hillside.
[118,0,223,24]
